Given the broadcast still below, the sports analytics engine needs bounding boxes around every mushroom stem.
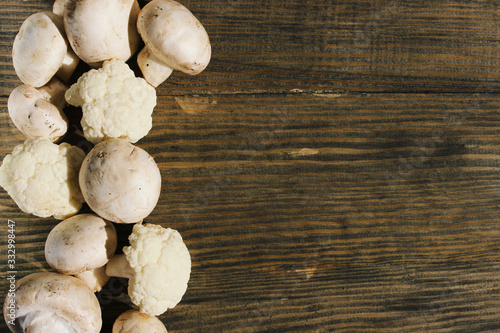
[24,311,74,333]
[38,77,69,110]
[76,266,111,292]
[106,254,134,279]
[137,46,173,87]
[52,0,69,16]
[56,48,80,83]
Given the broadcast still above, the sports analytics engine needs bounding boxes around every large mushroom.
[8,77,69,142]
[136,0,211,87]
[79,139,161,224]
[45,213,117,292]
[63,0,141,67]
[113,309,167,333]
[3,272,102,333]
[12,12,78,87]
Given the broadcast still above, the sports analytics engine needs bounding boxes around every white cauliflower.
[0,138,85,219]
[125,223,191,316]
[106,223,191,316]
[65,59,157,144]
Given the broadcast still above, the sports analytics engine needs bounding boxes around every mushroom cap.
[79,139,161,223]
[64,0,141,66]
[45,213,117,275]
[8,84,68,142]
[112,309,167,333]
[3,272,102,333]
[137,0,211,75]
[12,12,68,87]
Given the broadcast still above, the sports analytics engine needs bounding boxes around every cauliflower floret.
[0,138,85,219]
[123,223,191,316]
[65,59,157,144]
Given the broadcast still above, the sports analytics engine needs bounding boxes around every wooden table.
[2,0,500,331]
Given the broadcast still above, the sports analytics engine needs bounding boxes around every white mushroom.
[8,77,69,142]
[113,309,167,333]
[45,213,117,292]
[136,0,211,87]
[3,272,102,333]
[79,139,161,224]
[12,12,77,87]
[63,0,141,67]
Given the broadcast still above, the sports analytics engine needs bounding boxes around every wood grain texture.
[4,1,500,95]
[1,0,500,332]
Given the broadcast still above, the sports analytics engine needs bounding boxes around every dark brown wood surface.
[2,0,500,332]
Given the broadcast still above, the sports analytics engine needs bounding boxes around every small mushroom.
[3,272,102,333]
[79,139,161,224]
[12,12,77,87]
[113,309,167,333]
[136,0,211,87]
[45,213,117,292]
[8,77,69,142]
[64,0,141,67]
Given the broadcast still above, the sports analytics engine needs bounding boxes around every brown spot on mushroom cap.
[3,272,102,333]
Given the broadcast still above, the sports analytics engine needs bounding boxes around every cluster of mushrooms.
[2,0,211,332]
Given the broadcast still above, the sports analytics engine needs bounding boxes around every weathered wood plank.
[2,1,500,95]
[167,0,500,93]
[2,0,500,331]
[1,93,500,331]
